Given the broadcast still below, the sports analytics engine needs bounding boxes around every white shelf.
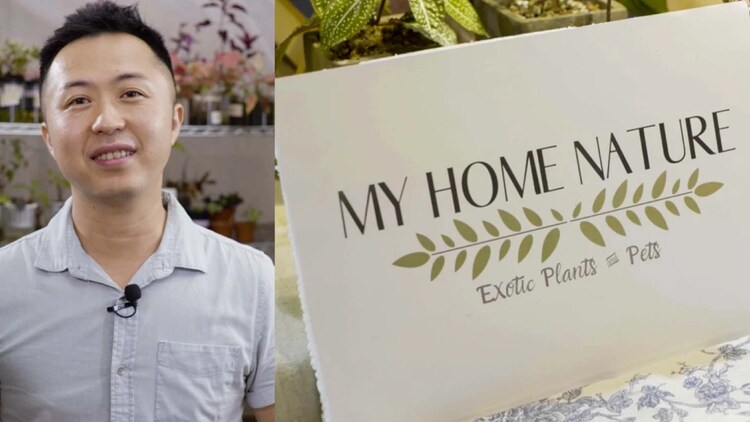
[0,123,273,138]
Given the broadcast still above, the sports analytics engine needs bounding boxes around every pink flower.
[214,51,242,70]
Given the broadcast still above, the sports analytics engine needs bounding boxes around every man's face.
[41,33,182,203]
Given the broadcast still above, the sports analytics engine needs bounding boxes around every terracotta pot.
[211,208,236,222]
[235,221,256,243]
[210,219,234,238]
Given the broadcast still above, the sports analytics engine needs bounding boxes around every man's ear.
[171,102,184,146]
[41,122,55,157]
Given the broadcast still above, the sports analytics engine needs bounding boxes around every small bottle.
[228,95,246,126]
[209,110,223,125]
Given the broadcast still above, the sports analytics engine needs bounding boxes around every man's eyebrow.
[114,72,148,83]
[61,73,148,91]
[62,80,91,91]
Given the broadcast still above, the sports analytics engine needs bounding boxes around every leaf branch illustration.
[393,207,566,281]
[571,169,722,247]
[393,168,723,281]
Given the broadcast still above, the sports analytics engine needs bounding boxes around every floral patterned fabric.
[476,336,750,422]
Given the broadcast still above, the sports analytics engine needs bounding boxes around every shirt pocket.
[154,341,242,422]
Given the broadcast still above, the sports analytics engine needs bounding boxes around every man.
[0,2,274,421]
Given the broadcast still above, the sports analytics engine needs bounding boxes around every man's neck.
[70,189,168,289]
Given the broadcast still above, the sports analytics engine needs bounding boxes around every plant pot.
[3,202,38,241]
[302,16,438,72]
[211,208,236,222]
[479,0,628,37]
[191,93,222,125]
[235,221,256,243]
[210,219,234,238]
[0,78,25,123]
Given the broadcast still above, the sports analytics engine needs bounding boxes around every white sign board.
[276,4,750,420]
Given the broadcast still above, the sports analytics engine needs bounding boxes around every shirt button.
[117,366,127,376]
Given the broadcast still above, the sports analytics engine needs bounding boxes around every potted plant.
[166,168,216,211]
[235,207,262,243]
[478,0,627,37]
[205,192,244,238]
[276,0,488,73]
[0,40,40,122]
[4,179,49,241]
[47,169,70,218]
[169,0,272,125]
[0,138,28,240]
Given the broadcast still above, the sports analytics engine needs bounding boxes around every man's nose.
[91,100,125,134]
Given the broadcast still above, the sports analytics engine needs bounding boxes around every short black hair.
[39,1,174,95]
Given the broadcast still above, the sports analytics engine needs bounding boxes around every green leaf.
[393,252,430,268]
[498,209,521,232]
[541,228,560,263]
[472,246,491,279]
[441,234,455,247]
[592,188,606,213]
[312,0,329,16]
[580,221,606,247]
[455,250,467,271]
[445,0,487,35]
[320,0,379,49]
[551,209,563,222]
[633,183,644,203]
[430,256,445,281]
[572,202,582,219]
[694,182,723,197]
[687,168,700,190]
[172,142,186,153]
[652,171,667,199]
[454,219,478,242]
[612,180,627,208]
[684,196,701,214]
[498,239,511,261]
[416,233,436,251]
[665,200,680,216]
[645,206,669,230]
[626,210,641,226]
[523,207,542,227]
[518,235,533,262]
[605,215,626,236]
[483,220,499,237]
[672,180,681,195]
[408,0,457,46]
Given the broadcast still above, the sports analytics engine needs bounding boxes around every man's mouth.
[93,150,135,161]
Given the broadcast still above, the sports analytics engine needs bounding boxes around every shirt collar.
[34,191,208,275]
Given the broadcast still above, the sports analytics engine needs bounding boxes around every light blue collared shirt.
[0,192,274,421]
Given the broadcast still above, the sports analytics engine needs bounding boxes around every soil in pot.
[329,21,438,62]
[508,0,602,18]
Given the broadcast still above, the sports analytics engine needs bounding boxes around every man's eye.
[68,97,89,106]
[123,90,143,98]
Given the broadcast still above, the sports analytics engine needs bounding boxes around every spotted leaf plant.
[275,0,487,65]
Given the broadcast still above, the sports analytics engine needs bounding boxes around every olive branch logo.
[393,168,723,281]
